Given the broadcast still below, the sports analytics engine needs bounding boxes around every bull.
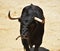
[8,4,45,51]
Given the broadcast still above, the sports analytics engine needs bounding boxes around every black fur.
[19,4,45,51]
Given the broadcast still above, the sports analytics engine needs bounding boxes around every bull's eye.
[25,20,28,22]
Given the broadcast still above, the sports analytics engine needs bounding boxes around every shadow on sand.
[30,47,50,51]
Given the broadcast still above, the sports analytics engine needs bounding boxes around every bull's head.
[8,11,45,39]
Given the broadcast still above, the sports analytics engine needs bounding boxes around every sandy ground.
[0,0,60,51]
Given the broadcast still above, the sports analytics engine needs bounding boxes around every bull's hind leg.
[22,39,30,51]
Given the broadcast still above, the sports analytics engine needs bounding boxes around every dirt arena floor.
[0,0,60,51]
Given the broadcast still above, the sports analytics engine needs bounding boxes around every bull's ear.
[18,19,21,22]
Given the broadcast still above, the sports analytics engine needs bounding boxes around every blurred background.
[0,0,60,51]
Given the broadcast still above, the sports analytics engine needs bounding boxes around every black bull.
[8,4,45,51]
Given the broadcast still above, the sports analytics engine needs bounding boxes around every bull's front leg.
[21,39,30,51]
[34,45,39,51]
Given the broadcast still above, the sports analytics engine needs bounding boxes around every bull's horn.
[34,17,45,23]
[8,11,19,20]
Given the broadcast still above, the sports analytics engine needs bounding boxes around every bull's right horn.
[34,17,45,23]
[8,11,20,20]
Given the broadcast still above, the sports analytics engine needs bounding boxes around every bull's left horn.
[8,11,19,20]
[34,17,45,23]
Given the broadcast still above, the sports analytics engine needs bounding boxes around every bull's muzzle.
[21,33,29,39]
[16,33,29,40]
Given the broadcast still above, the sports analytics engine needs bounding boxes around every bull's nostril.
[21,34,28,39]
[23,34,28,37]
[25,35,28,38]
